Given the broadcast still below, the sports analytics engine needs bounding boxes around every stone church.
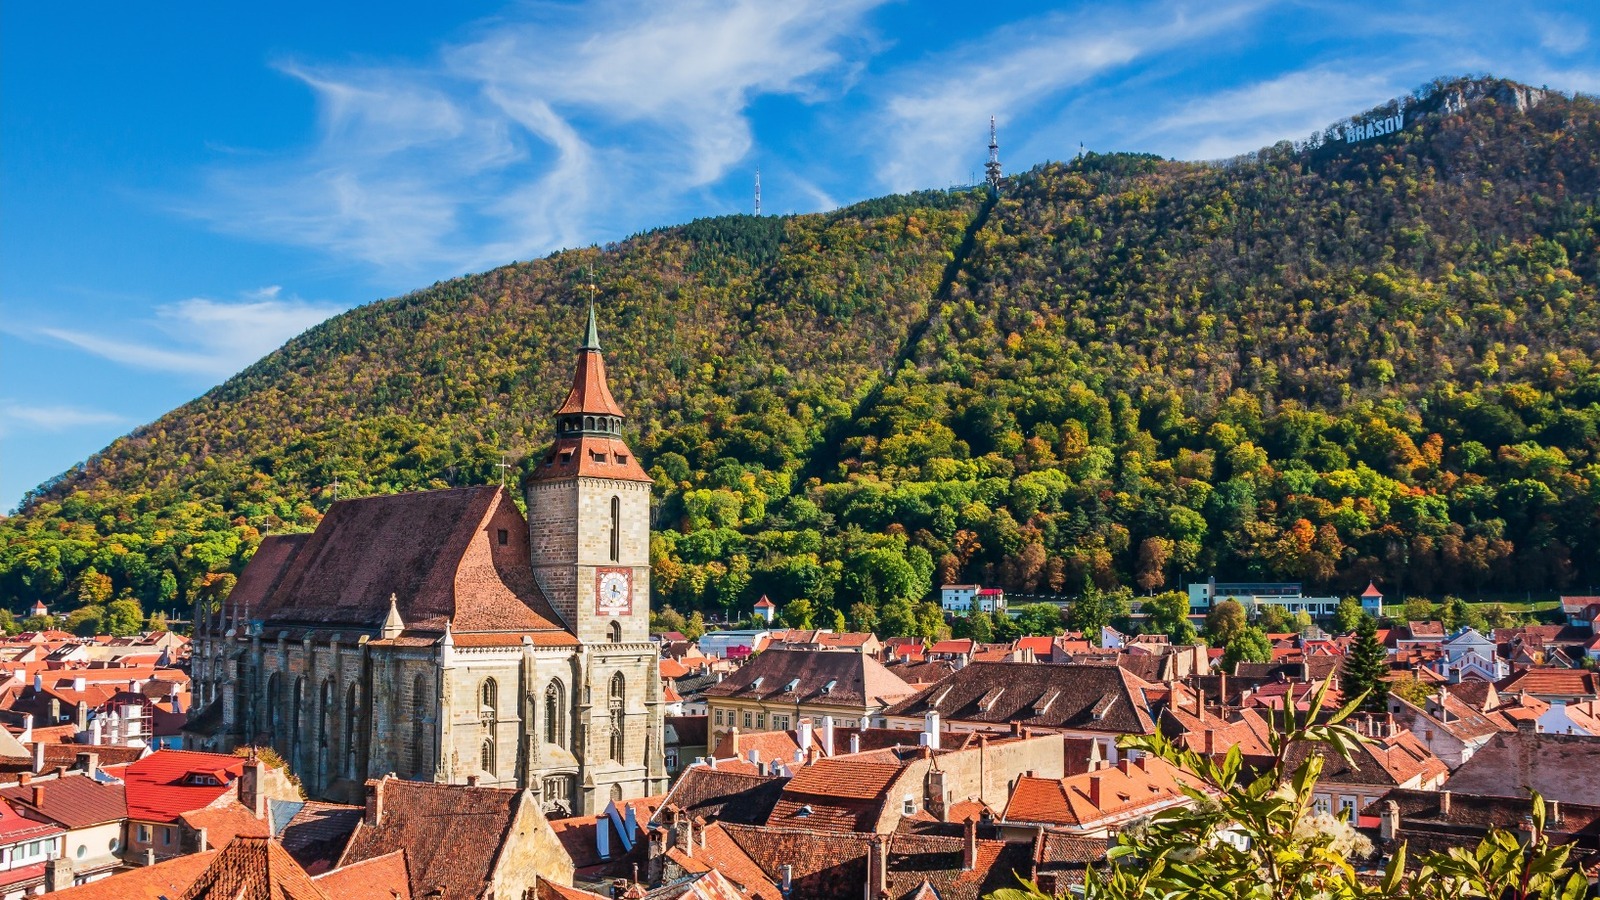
[188,309,667,815]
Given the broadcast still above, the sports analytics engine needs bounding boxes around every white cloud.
[196,0,883,277]
[37,288,342,378]
[870,1,1266,191]
[0,402,126,437]
[1142,67,1405,160]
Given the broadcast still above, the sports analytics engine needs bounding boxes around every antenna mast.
[754,169,762,216]
[985,116,1002,194]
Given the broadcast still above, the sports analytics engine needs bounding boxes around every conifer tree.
[1344,615,1389,711]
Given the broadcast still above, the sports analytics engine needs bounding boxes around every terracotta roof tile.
[121,750,251,823]
[1002,757,1198,827]
[45,849,220,900]
[278,801,363,875]
[884,662,1156,735]
[181,801,272,847]
[0,772,126,828]
[253,486,567,635]
[704,649,916,708]
[337,777,525,900]
[176,835,329,900]
[313,849,411,900]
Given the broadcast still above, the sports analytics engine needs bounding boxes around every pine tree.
[1343,615,1389,710]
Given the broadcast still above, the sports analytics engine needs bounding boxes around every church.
[187,308,668,815]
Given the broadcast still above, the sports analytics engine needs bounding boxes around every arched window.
[609,673,626,763]
[609,496,621,561]
[584,416,595,430]
[344,683,361,779]
[480,678,497,719]
[609,621,622,643]
[265,672,281,739]
[410,674,429,778]
[481,738,495,774]
[544,681,565,746]
[290,678,304,769]
[317,678,333,786]
[610,783,623,802]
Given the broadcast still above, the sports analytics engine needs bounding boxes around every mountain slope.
[3,76,1598,628]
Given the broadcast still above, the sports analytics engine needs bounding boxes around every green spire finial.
[584,300,600,350]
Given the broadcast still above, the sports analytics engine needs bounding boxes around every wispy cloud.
[1142,67,1405,160]
[36,287,341,378]
[869,0,1266,190]
[0,402,126,437]
[195,0,883,277]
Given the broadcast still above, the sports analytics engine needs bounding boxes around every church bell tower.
[525,306,653,644]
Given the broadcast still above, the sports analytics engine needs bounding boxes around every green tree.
[848,601,879,634]
[1222,625,1273,670]
[1012,603,1064,637]
[1205,599,1247,647]
[64,605,103,637]
[684,611,706,642]
[1344,615,1390,711]
[651,605,689,636]
[960,610,995,643]
[1257,604,1292,633]
[780,598,815,629]
[0,610,18,637]
[1332,596,1366,633]
[104,598,144,637]
[1402,597,1437,623]
[1142,591,1196,644]
[828,607,848,633]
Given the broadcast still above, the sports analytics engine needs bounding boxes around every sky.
[3,1,1598,513]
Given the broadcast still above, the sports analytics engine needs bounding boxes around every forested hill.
[4,76,1599,634]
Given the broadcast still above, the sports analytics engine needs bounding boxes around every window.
[903,796,916,816]
[609,496,621,561]
[497,529,508,545]
[756,713,766,729]
[481,738,495,774]
[773,715,790,731]
[714,710,723,725]
[742,711,752,728]
[76,844,85,859]
[137,825,151,843]
[665,748,680,770]
[611,783,624,802]
[481,678,498,716]
[609,621,622,643]
[1339,797,1356,818]
[410,674,430,777]
[1312,796,1330,815]
[544,681,566,746]
[609,673,626,762]
[162,828,172,846]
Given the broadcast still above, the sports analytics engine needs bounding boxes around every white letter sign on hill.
[1342,112,1405,143]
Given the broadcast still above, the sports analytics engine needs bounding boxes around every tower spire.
[584,301,600,351]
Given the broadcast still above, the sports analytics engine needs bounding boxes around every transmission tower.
[985,116,1002,194]
[754,169,762,216]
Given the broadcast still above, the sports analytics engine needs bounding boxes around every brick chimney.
[365,778,386,826]
[239,758,267,818]
[1088,775,1104,810]
[32,785,43,808]
[1438,791,1451,818]
[75,751,99,780]
[44,858,72,893]
[866,835,888,900]
[962,816,977,871]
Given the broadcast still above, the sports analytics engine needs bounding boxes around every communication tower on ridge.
[985,116,1002,194]
[754,169,761,216]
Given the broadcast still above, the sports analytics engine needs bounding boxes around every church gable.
[252,485,563,634]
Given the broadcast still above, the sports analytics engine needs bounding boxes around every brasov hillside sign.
[1341,111,1405,143]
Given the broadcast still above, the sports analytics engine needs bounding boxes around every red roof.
[1362,582,1383,598]
[120,750,248,823]
[0,797,63,844]
[754,597,776,609]
[555,346,625,418]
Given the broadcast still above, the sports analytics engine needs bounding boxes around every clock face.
[595,568,633,616]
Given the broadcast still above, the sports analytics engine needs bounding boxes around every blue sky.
[3,0,1598,512]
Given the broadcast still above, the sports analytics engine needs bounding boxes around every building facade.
[188,309,667,815]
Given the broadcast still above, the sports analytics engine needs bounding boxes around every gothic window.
[609,621,622,643]
[317,678,333,783]
[608,673,626,763]
[344,682,364,780]
[480,678,498,721]
[609,496,621,561]
[481,738,495,775]
[544,681,565,746]
[610,783,623,803]
[410,674,429,778]
[290,678,304,769]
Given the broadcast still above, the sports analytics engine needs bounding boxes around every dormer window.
[821,680,837,695]
[784,678,800,693]
[751,676,765,690]
[614,453,629,465]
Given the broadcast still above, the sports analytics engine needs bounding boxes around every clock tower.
[526,306,654,644]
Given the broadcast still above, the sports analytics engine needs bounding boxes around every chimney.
[820,716,835,756]
[365,778,386,826]
[90,718,103,746]
[48,698,59,726]
[144,847,155,867]
[197,826,209,852]
[1438,791,1451,818]
[1380,800,1400,842]
[866,835,888,900]
[19,714,32,743]
[747,748,761,767]
[18,772,30,786]
[798,719,814,752]
[73,676,85,692]
[44,858,73,893]
[1088,775,1104,809]
[962,817,978,871]
[32,785,44,808]
[780,863,794,896]
[923,711,941,750]
[1203,730,1216,756]
[467,775,480,787]
[31,739,44,774]
[597,818,612,860]
[240,758,267,818]
[850,732,861,755]
[75,751,99,780]
[1550,800,1562,824]
[624,801,639,842]
[1117,758,1131,775]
